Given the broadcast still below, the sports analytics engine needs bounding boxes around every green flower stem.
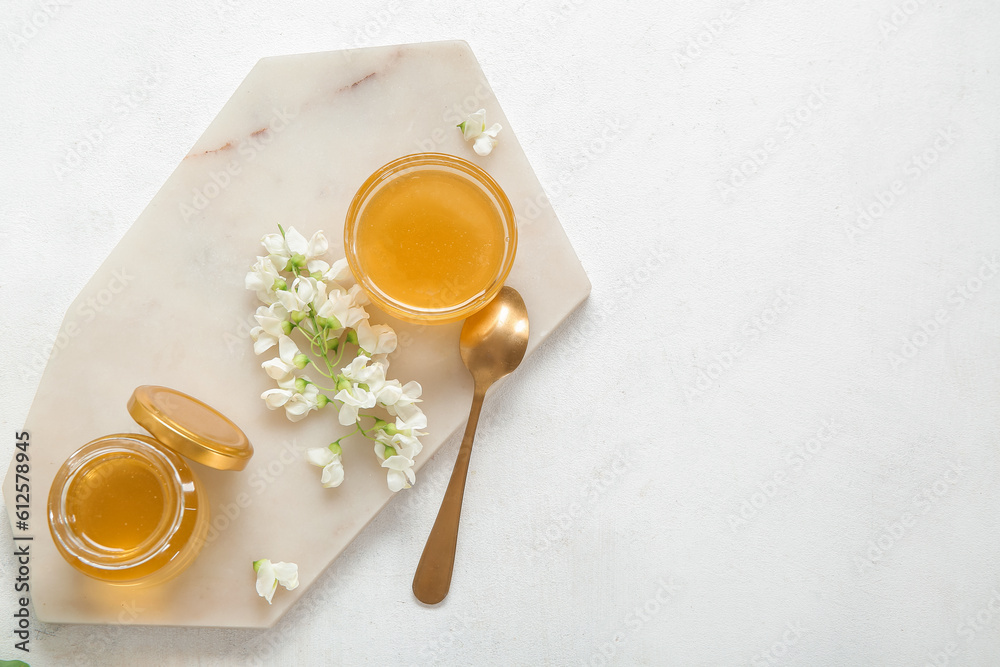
[307,378,339,392]
[334,423,364,444]
[309,314,327,354]
[354,417,387,441]
[317,331,347,372]
[296,325,328,360]
[307,358,336,380]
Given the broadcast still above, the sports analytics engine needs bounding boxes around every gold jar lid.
[127,385,253,471]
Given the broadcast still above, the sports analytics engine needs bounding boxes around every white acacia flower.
[277,275,324,315]
[253,559,299,604]
[348,283,370,306]
[395,409,427,435]
[321,258,352,284]
[262,227,328,272]
[334,385,376,426]
[356,321,397,356]
[261,376,323,422]
[365,363,403,406]
[285,382,321,421]
[306,443,344,488]
[459,109,486,140]
[385,381,423,422]
[374,442,415,492]
[250,303,290,355]
[261,335,308,382]
[316,286,369,330]
[261,381,295,411]
[245,256,285,304]
[341,355,375,383]
[458,108,502,156]
[377,429,423,460]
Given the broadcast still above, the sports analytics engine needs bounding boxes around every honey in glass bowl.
[345,153,517,325]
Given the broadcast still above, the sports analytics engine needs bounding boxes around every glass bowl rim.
[343,152,518,325]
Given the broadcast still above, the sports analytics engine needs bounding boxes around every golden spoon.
[412,286,530,604]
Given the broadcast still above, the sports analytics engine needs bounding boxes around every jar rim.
[47,434,194,583]
[344,152,518,325]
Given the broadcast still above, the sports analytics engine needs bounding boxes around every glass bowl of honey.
[344,153,517,325]
[47,386,252,586]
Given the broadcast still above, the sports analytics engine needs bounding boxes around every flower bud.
[346,330,358,345]
[273,278,288,291]
[335,375,353,391]
[327,442,342,456]
[382,445,397,458]
[291,310,307,324]
[293,354,310,369]
[294,377,308,393]
[289,253,306,269]
[281,320,294,335]
[316,394,329,408]
[383,422,398,436]
[374,418,389,432]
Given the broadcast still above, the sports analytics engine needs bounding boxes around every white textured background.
[1,1,999,666]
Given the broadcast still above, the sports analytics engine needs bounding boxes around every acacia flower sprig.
[245,225,427,492]
[457,108,502,156]
[253,559,298,604]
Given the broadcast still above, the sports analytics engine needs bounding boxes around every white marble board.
[1,40,590,627]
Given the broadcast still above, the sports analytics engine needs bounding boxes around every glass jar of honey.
[47,386,252,587]
[344,153,518,325]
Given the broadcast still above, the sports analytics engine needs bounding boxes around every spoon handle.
[412,385,487,604]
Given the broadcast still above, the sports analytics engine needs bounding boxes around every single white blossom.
[321,257,352,284]
[385,380,423,422]
[261,335,308,383]
[253,559,299,604]
[395,409,428,435]
[250,303,290,355]
[458,108,502,156]
[316,285,369,330]
[365,362,403,406]
[306,443,345,488]
[341,355,376,384]
[459,109,486,140]
[261,381,295,411]
[261,376,323,422]
[245,256,285,304]
[262,227,328,273]
[356,320,397,355]
[377,429,423,461]
[277,275,325,315]
[374,442,416,492]
[285,382,321,421]
[334,384,376,426]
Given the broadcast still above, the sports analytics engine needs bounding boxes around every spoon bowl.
[460,287,530,384]
[412,286,530,604]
